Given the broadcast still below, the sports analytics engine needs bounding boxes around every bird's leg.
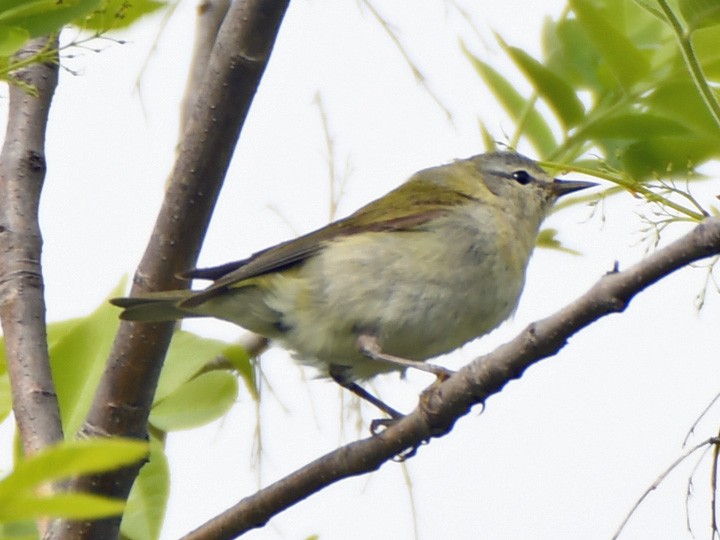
[356,333,455,381]
[328,364,403,419]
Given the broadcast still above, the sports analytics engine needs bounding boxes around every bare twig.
[179,0,231,134]
[0,37,62,454]
[360,0,454,122]
[181,217,720,540]
[684,391,720,446]
[613,437,719,539]
[47,2,290,539]
[0,35,61,539]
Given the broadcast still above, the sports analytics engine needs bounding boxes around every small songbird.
[112,152,595,415]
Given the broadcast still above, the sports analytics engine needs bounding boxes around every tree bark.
[0,35,62,539]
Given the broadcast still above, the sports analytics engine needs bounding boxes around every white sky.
[2,0,720,539]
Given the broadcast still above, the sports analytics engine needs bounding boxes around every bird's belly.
[268,230,527,380]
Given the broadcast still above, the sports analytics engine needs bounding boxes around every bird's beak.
[552,178,597,197]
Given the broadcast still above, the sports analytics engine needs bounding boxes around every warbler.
[112,152,594,414]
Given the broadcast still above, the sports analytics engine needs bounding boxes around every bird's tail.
[110,290,199,322]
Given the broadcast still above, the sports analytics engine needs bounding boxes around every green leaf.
[620,135,720,178]
[646,80,720,137]
[0,0,102,38]
[632,0,667,21]
[570,0,651,89]
[156,331,244,403]
[0,24,27,55]
[121,439,169,540]
[479,120,498,152]
[679,0,720,30]
[0,493,126,521]
[0,438,147,522]
[463,44,557,156]
[544,17,602,91]
[536,228,581,255]
[689,25,720,78]
[582,112,692,139]
[0,373,10,424]
[222,344,255,399]
[500,39,585,129]
[150,371,238,432]
[0,438,148,495]
[78,0,165,32]
[49,281,125,436]
[0,518,36,538]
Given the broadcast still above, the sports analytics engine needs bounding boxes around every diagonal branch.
[49,1,291,539]
[181,216,720,540]
[0,37,62,456]
[180,0,232,133]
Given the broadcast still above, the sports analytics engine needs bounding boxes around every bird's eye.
[511,170,532,185]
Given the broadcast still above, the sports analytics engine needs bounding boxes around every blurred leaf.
[500,39,585,129]
[78,0,165,32]
[536,228,581,255]
[0,24,26,55]
[570,0,650,89]
[0,438,147,521]
[583,112,692,139]
[150,371,238,432]
[479,120,497,151]
[0,373,10,424]
[544,17,602,91]
[49,281,125,436]
[222,344,255,399]
[620,135,719,178]
[463,44,557,155]
[122,439,169,540]
[155,331,248,403]
[646,80,720,137]
[0,519,36,539]
[679,0,720,30]
[690,26,720,78]
[632,0,667,21]
[0,0,102,38]
[0,438,148,494]
[0,492,126,521]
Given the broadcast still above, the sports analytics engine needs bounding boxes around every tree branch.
[48,2,290,539]
[180,0,232,134]
[181,217,720,540]
[0,37,62,455]
[0,35,61,539]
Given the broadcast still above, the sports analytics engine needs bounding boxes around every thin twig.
[613,437,720,539]
[360,0,454,122]
[684,391,720,446]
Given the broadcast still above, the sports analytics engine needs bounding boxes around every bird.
[112,151,595,416]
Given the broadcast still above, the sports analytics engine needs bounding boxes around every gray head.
[471,152,596,206]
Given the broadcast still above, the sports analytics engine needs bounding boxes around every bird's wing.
[181,179,465,308]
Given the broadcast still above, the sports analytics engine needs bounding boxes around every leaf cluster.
[0,0,164,82]
[467,0,720,220]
